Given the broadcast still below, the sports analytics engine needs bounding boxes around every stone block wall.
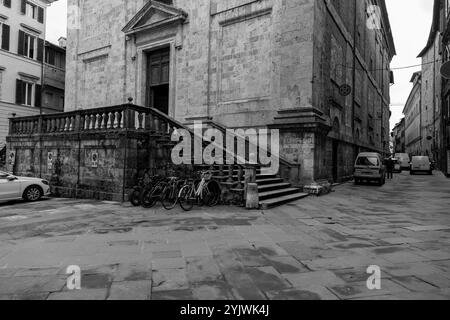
[6,131,149,202]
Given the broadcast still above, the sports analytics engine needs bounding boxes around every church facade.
[65,0,395,183]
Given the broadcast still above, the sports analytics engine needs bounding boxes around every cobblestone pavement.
[0,171,449,300]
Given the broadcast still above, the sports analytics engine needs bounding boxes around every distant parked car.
[392,158,402,173]
[0,171,50,202]
[410,156,433,175]
[394,153,411,171]
[354,152,386,186]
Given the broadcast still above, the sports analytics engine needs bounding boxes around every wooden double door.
[146,48,170,115]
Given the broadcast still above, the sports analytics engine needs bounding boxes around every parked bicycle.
[160,177,186,210]
[140,175,165,208]
[178,171,221,212]
[128,169,153,207]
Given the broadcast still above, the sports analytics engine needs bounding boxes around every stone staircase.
[206,165,308,209]
[184,119,309,209]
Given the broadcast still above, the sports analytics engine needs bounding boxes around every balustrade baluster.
[237,166,244,189]
[96,113,102,130]
[102,113,108,129]
[90,115,96,130]
[138,112,144,130]
[154,116,160,134]
[227,164,235,183]
[148,113,155,132]
[109,112,115,129]
[117,111,123,129]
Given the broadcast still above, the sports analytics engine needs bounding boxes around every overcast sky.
[46,0,435,131]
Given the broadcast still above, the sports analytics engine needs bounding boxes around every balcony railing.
[8,103,186,138]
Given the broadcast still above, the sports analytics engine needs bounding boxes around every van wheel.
[23,186,43,202]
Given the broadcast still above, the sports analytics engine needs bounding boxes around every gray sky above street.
[46,0,434,131]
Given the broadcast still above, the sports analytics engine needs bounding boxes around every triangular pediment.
[122,1,187,35]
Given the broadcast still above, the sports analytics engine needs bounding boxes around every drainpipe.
[206,1,213,120]
[351,0,357,138]
[432,35,437,161]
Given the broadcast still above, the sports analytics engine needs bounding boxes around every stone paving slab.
[108,280,152,300]
[0,171,449,300]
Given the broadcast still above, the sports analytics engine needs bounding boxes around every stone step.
[213,174,278,181]
[259,193,309,210]
[256,178,285,185]
[258,188,302,201]
[258,183,292,193]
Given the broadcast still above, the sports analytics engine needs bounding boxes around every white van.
[394,153,411,171]
[354,153,386,186]
[410,156,432,175]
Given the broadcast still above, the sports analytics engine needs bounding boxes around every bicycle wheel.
[129,188,141,207]
[179,185,195,212]
[204,180,221,207]
[141,186,157,208]
[162,185,178,210]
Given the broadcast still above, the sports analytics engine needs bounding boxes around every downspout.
[351,0,357,139]
[419,77,423,155]
[381,51,384,155]
[432,35,437,160]
[206,1,213,119]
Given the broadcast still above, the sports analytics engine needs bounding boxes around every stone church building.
[65,0,395,183]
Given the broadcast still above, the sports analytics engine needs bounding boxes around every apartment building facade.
[0,0,58,153]
[392,117,405,154]
[442,0,450,176]
[404,72,423,156]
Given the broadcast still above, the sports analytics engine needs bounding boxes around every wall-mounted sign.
[91,152,98,168]
[47,152,54,170]
[8,151,16,166]
[339,84,352,97]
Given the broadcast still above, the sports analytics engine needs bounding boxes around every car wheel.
[354,179,359,185]
[410,171,414,175]
[428,170,433,175]
[23,186,43,202]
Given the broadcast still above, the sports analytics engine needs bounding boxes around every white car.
[410,156,433,175]
[0,171,51,202]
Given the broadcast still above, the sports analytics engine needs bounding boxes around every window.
[18,31,43,61]
[45,48,66,69]
[44,92,53,104]
[3,0,11,8]
[21,0,44,23]
[356,156,380,167]
[16,79,41,107]
[1,22,10,51]
[24,33,35,59]
[26,2,37,19]
[23,81,33,106]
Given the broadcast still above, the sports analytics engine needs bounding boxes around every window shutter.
[4,0,11,8]
[48,49,55,65]
[38,7,44,23]
[20,0,26,14]
[1,24,10,51]
[18,30,25,56]
[37,38,44,62]
[16,80,24,105]
[35,84,42,108]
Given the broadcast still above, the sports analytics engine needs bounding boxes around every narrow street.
[0,171,449,300]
